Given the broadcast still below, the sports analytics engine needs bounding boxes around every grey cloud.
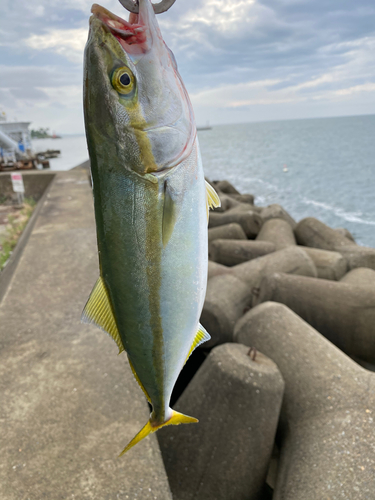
[0,65,81,89]
[9,87,49,100]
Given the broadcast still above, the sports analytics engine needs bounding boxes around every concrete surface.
[0,168,172,500]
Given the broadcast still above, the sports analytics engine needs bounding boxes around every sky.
[1,0,375,134]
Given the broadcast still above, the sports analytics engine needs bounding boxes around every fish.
[82,0,220,455]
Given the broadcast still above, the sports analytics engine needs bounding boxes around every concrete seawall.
[0,167,172,499]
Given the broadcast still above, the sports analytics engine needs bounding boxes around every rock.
[235,302,375,500]
[158,343,284,500]
[299,246,347,280]
[335,227,355,242]
[254,272,375,363]
[208,222,247,243]
[209,239,275,266]
[295,217,355,249]
[231,246,317,294]
[260,204,297,229]
[227,193,255,205]
[340,267,375,286]
[207,261,231,280]
[256,219,296,250]
[209,210,263,238]
[200,274,252,347]
[212,180,241,195]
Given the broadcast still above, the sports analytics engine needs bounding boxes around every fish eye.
[111,66,135,95]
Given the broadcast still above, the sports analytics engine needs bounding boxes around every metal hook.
[118,0,177,14]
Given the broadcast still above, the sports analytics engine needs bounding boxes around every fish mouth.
[91,4,150,53]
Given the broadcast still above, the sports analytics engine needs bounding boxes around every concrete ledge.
[0,176,55,303]
[0,170,55,201]
[0,169,172,499]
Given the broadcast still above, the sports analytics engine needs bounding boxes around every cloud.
[0,0,375,133]
[25,28,88,63]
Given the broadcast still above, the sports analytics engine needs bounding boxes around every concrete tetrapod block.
[215,192,240,212]
[231,246,317,294]
[260,204,297,229]
[158,343,285,500]
[208,222,247,243]
[234,302,375,500]
[213,179,241,195]
[207,260,231,280]
[335,226,355,242]
[200,274,252,347]
[299,246,347,280]
[256,218,296,250]
[209,239,275,266]
[228,193,255,205]
[295,217,375,270]
[340,267,375,286]
[338,244,375,271]
[228,202,263,214]
[295,217,355,249]
[254,272,375,363]
[209,210,263,238]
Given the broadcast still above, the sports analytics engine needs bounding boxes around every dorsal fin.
[184,323,211,365]
[81,276,125,354]
[205,181,221,220]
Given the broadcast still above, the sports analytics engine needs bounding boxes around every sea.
[32,114,375,248]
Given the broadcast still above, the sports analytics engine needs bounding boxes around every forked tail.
[119,410,198,456]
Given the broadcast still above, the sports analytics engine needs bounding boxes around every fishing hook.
[118,0,177,14]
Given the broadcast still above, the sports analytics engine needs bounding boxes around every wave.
[302,198,375,226]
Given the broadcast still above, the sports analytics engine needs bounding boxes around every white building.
[0,112,32,154]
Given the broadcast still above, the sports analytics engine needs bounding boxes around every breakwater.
[158,179,375,500]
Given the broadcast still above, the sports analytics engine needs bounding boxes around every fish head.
[84,0,195,175]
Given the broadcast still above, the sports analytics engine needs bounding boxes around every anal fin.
[184,323,211,365]
[81,276,125,354]
[128,356,151,403]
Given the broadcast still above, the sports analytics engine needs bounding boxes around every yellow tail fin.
[119,410,198,456]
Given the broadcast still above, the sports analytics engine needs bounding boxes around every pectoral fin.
[184,323,211,365]
[81,276,124,354]
[205,181,221,220]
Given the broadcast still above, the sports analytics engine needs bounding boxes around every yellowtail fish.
[82,0,220,454]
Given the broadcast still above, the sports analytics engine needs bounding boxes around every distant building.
[0,112,32,158]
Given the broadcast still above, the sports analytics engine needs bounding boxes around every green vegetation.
[0,198,36,270]
[30,127,51,139]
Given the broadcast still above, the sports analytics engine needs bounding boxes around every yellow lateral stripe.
[81,276,125,354]
[128,356,151,403]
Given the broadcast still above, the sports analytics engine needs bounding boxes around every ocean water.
[198,115,375,248]
[31,135,88,172]
[33,114,375,247]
